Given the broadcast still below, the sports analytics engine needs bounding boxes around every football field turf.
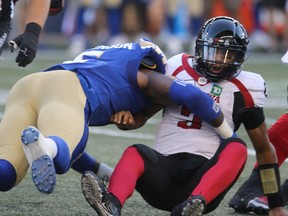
[0,50,287,215]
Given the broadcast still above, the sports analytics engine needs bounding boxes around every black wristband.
[268,193,285,209]
[25,23,41,38]
[258,164,284,209]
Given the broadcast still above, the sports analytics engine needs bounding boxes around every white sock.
[214,119,234,139]
[45,138,58,158]
[96,163,114,180]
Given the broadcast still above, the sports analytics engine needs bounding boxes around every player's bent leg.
[21,126,70,194]
[71,151,114,181]
[21,126,56,194]
[81,171,121,216]
[191,138,247,214]
[0,159,17,191]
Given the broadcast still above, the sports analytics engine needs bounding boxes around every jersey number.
[177,106,202,129]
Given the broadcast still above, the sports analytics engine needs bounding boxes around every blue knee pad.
[0,159,17,191]
[48,136,71,174]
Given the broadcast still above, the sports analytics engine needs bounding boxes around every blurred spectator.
[103,0,122,37]
[255,0,287,52]
[107,0,149,45]
[164,0,206,55]
[207,0,242,20]
[186,0,206,53]
[284,1,288,48]
[62,0,103,56]
[63,0,152,54]
[146,0,165,38]
[206,0,255,34]
[187,0,205,37]
[12,0,285,55]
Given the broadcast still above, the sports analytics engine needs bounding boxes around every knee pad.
[0,159,17,191]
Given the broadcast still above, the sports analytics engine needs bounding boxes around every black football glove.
[10,22,41,67]
[0,21,12,56]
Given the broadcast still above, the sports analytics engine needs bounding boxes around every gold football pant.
[0,70,87,187]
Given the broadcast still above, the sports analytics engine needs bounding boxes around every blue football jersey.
[45,42,165,126]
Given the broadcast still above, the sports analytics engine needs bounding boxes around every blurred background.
[5,0,288,59]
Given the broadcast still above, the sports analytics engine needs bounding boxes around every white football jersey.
[153,53,267,159]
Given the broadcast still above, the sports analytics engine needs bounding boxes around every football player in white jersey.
[80,16,288,216]
[229,58,288,214]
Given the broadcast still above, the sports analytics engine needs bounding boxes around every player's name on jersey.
[96,43,134,50]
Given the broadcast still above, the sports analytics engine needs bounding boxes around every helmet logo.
[224,39,230,46]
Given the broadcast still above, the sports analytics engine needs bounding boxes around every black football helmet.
[194,16,249,82]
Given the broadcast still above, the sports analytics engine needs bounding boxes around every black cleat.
[229,169,264,213]
[247,196,269,215]
[281,179,288,205]
[170,195,206,216]
[81,171,121,216]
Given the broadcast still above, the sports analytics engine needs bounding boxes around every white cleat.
[21,126,56,194]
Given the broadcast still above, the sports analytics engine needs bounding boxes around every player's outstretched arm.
[138,69,235,139]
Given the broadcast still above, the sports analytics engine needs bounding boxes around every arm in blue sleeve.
[168,79,221,123]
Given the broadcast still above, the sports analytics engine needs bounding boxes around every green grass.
[0,51,287,215]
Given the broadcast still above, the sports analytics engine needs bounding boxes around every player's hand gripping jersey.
[154,54,266,159]
[45,41,166,126]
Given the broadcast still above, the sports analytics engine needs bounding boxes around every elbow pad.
[168,80,220,122]
[240,108,265,130]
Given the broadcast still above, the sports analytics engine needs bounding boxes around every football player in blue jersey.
[0,39,235,200]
